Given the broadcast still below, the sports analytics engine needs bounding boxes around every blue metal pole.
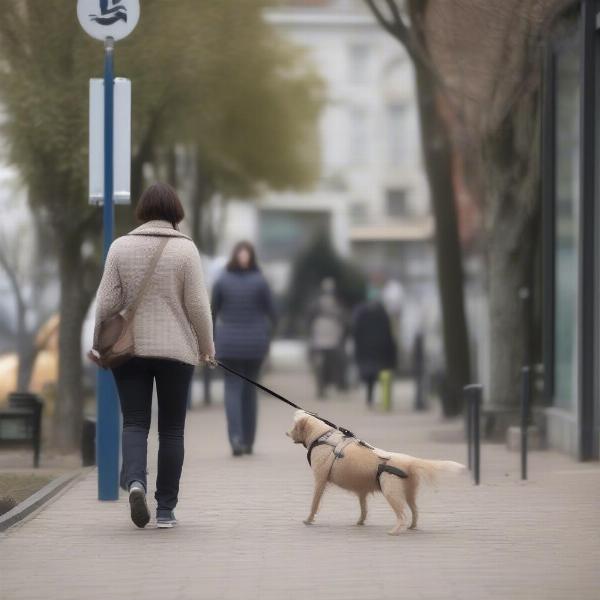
[97,37,120,501]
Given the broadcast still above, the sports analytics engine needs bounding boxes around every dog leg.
[381,477,406,535]
[405,481,419,530]
[356,494,367,525]
[304,479,327,525]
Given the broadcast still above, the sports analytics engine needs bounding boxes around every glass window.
[348,44,369,84]
[386,103,409,165]
[349,107,367,165]
[554,40,580,410]
[258,210,330,262]
[349,201,367,224]
[386,188,409,218]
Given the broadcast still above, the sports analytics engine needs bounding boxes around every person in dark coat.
[352,287,397,406]
[212,241,276,456]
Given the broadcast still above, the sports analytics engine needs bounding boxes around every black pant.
[314,349,337,398]
[221,358,262,452]
[365,375,377,406]
[112,357,194,512]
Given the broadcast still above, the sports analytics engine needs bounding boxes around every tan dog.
[287,410,465,535]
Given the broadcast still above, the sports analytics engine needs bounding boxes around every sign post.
[78,0,140,501]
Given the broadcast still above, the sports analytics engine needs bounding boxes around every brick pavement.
[1,369,599,600]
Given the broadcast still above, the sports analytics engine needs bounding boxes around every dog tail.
[389,454,466,486]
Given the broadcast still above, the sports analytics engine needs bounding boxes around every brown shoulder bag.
[95,237,169,369]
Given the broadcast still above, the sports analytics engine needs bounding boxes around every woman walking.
[212,242,276,456]
[352,287,397,406]
[90,182,215,529]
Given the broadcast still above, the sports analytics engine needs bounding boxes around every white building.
[222,0,437,358]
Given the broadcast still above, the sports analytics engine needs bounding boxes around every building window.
[349,107,368,164]
[386,188,409,218]
[349,201,367,224]
[553,40,580,411]
[258,209,330,262]
[348,44,369,84]
[386,103,409,165]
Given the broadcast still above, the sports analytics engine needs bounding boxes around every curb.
[0,468,88,532]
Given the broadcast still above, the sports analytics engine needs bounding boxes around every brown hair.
[226,241,259,272]
[135,182,185,229]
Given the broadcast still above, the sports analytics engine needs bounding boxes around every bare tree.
[0,203,55,391]
[365,0,471,416]
[417,0,573,422]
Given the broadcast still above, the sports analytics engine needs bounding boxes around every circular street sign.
[77,0,140,42]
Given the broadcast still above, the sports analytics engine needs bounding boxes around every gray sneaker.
[156,510,177,529]
[128,482,150,529]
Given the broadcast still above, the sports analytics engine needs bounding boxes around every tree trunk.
[413,61,472,416]
[3,267,37,392]
[487,222,532,412]
[53,241,89,450]
[191,154,215,254]
[483,90,540,416]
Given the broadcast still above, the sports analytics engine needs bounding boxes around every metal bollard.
[465,388,473,471]
[464,385,482,485]
[521,366,531,480]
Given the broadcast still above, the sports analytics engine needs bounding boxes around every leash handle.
[216,360,355,437]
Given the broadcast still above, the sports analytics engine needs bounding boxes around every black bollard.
[521,366,531,481]
[464,387,472,471]
[464,385,482,485]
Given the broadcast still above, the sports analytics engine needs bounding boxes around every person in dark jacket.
[212,241,276,456]
[352,287,397,406]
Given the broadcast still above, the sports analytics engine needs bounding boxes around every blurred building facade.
[540,1,600,460]
[222,0,437,361]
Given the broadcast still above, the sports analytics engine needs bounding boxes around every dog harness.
[306,428,408,485]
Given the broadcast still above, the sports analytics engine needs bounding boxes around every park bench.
[0,393,43,468]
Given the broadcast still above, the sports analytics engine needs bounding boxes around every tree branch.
[365,0,410,45]
[0,230,25,313]
[365,0,451,97]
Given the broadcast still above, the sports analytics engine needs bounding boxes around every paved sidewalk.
[1,369,599,600]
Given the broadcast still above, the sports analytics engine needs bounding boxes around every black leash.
[216,360,356,438]
[216,361,409,481]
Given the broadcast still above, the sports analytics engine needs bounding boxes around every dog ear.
[291,412,309,442]
[293,409,307,423]
[298,415,307,434]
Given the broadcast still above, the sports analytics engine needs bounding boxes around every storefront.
[542,0,600,459]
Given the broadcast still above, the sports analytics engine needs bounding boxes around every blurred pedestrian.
[308,278,346,398]
[412,330,426,411]
[352,286,397,406]
[90,182,215,529]
[212,241,276,457]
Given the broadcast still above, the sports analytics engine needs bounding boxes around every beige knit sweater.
[93,220,215,366]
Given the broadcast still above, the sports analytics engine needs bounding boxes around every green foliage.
[0,0,323,446]
[0,0,323,234]
[121,0,323,197]
[286,230,367,334]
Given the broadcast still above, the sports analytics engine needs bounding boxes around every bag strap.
[125,237,169,318]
